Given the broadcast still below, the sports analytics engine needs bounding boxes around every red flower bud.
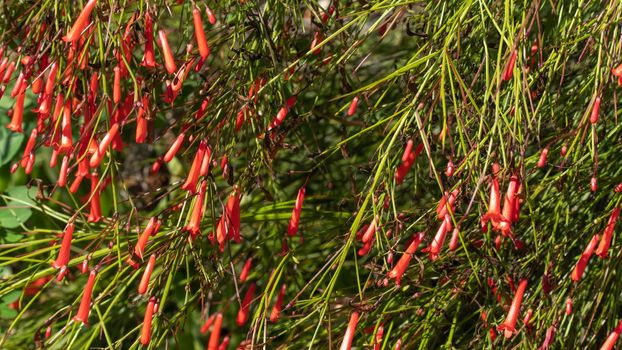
[181,140,208,193]
[339,311,360,350]
[141,13,156,68]
[185,180,207,239]
[52,223,74,269]
[158,30,177,74]
[287,187,306,237]
[388,232,424,284]
[571,234,600,282]
[595,207,620,258]
[193,7,210,59]
[73,270,97,325]
[395,140,424,184]
[269,283,286,323]
[347,96,359,116]
[236,283,256,326]
[6,91,25,132]
[206,313,223,350]
[590,96,601,124]
[497,279,528,338]
[239,258,252,283]
[138,254,156,295]
[140,296,157,345]
[63,0,97,43]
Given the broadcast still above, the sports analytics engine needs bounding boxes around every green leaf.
[0,185,38,229]
[0,127,24,167]
[1,230,23,243]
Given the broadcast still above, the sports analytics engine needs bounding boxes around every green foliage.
[1,0,622,349]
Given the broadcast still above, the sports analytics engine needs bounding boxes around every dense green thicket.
[1,0,622,349]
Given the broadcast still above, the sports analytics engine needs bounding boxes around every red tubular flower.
[591,177,598,192]
[590,96,601,124]
[140,296,157,345]
[207,313,223,350]
[287,187,306,237]
[501,174,519,223]
[69,174,85,193]
[0,57,8,78]
[10,71,25,98]
[112,66,121,104]
[239,258,252,283]
[87,172,102,222]
[236,283,256,326]
[492,172,520,237]
[73,270,97,325]
[193,7,210,59]
[394,140,424,184]
[135,95,148,143]
[347,96,360,116]
[269,283,286,323]
[89,122,119,168]
[226,188,241,242]
[52,223,75,269]
[158,30,177,74]
[185,180,207,239]
[215,215,227,251]
[497,278,528,338]
[2,61,15,83]
[600,320,622,350]
[199,146,212,177]
[361,217,377,243]
[135,217,158,259]
[58,99,73,154]
[35,94,52,118]
[358,238,374,256]
[163,132,185,162]
[340,311,360,350]
[63,0,97,43]
[388,232,424,283]
[45,61,59,95]
[138,254,156,295]
[6,91,25,132]
[571,234,600,282]
[181,140,207,193]
[595,207,620,258]
[57,155,69,187]
[502,49,517,81]
[21,129,37,167]
[195,98,210,120]
[200,313,216,333]
[437,189,459,220]
[428,215,451,261]
[24,153,35,174]
[141,12,156,68]
[449,227,460,251]
[481,163,510,234]
[267,95,297,131]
